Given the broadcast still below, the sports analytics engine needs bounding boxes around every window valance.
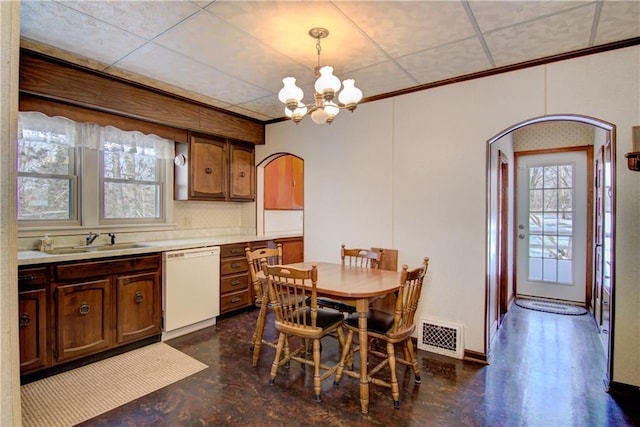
[18,111,174,159]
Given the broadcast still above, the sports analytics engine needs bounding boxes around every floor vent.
[418,318,464,359]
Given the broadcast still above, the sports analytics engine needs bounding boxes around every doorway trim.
[485,114,616,383]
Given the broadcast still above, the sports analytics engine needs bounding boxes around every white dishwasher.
[162,246,220,341]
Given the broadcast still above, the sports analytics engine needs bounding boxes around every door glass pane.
[528,164,574,284]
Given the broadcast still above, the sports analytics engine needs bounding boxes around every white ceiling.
[19,1,640,123]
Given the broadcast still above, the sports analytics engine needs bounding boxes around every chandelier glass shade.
[278,28,363,124]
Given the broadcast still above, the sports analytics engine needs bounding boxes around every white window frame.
[17,112,174,234]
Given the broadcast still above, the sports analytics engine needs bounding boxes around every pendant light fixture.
[278,27,363,124]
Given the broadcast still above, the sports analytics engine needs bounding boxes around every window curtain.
[18,111,174,159]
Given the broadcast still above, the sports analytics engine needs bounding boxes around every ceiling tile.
[203,1,388,74]
[20,1,147,65]
[115,43,271,105]
[335,1,476,57]
[470,1,592,33]
[397,38,493,84]
[345,60,420,97]
[485,5,596,67]
[59,0,202,40]
[594,1,640,45]
[152,9,311,92]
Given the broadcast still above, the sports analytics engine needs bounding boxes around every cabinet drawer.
[18,267,48,290]
[55,254,160,281]
[221,273,249,294]
[220,243,247,258]
[220,258,248,276]
[220,289,250,313]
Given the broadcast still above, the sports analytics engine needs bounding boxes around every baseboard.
[607,380,640,397]
[463,349,489,364]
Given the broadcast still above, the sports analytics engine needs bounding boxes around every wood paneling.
[20,95,188,143]
[19,50,265,145]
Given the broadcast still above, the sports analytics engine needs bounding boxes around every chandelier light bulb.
[338,79,363,111]
[311,108,329,124]
[324,102,340,123]
[278,77,304,111]
[314,66,341,101]
[285,103,308,124]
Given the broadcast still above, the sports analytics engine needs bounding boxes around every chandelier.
[278,27,363,125]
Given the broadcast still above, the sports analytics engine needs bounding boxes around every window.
[17,112,173,229]
[17,113,79,224]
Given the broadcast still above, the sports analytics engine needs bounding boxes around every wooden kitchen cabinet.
[54,278,112,363]
[116,271,161,345]
[18,267,49,374]
[275,237,304,264]
[175,132,255,202]
[264,155,303,210]
[229,142,255,201]
[219,243,251,314]
[28,253,163,371]
[189,133,228,200]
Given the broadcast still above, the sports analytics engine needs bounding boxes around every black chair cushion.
[316,297,357,313]
[289,307,345,330]
[345,309,393,335]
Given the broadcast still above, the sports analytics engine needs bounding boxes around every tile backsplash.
[18,201,257,250]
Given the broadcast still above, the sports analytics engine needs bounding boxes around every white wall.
[258,46,640,386]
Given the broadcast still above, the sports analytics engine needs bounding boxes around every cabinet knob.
[78,302,90,316]
[205,167,213,174]
[239,172,246,178]
[19,313,31,327]
[135,291,144,304]
[231,263,241,269]
[231,280,241,286]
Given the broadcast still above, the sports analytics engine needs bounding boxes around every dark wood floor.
[80,304,639,426]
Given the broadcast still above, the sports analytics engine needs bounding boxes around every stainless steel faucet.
[86,232,100,246]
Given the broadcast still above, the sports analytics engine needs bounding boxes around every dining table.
[268,261,401,414]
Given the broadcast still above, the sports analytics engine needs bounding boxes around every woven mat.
[515,298,588,315]
[21,342,207,427]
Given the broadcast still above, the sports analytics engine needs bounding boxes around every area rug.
[515,298,588,315]
[21,342,207,427]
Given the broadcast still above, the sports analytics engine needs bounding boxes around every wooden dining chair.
[262,261,346,402]
[334,257,429,409]
[246,244,282,367]
[316,244,384,314]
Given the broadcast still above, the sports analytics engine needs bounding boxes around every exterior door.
[516,151,587,302]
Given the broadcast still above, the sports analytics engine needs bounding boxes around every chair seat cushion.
[316,297,357,313]
[345,309,393,335]
[287,307,345,330]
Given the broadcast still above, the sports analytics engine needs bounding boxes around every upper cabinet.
[264,155,304,210]
[175,132,255,202]
[229,143,255,201]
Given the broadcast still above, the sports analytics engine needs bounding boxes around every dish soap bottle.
[39,234,53,252]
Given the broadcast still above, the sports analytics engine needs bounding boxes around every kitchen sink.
[45,243,147,255]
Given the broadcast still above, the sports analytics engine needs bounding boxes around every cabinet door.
[229,142,255,201]
[277,237,304,264]
[190,134,227,200]
[264,155,303,209]
[116,271,161,344]
[19,289,48,373]
[54,278,112,363]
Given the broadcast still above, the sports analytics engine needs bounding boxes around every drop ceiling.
[19,1,640,123]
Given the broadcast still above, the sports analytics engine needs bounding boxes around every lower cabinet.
[18,288,48,372]
[54,278,112,363]
[218,238,303,315]
[275,237,304,264]
[116,272,161,344]
[18,253,162,377]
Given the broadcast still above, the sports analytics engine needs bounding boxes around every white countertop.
[18,233,302,266]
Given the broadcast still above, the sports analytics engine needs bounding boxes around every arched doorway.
[256,153,304,237]
[486,114,616,382]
